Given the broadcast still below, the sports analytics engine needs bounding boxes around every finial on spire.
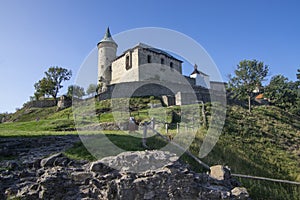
[104,27,112,39]
[191,64,200,75]
[98,26,117,44]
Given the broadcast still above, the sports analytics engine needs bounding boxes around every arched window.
[147,55,152,63]
[170,62,173,69]
[161,58,165,65]
[125,55,131,70]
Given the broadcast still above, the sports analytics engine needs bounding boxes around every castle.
[96,27,225,105]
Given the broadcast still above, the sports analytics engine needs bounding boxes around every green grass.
[1,98,300,199]
[0,119,76,133]
[198,105,300,199]
[8,107,58,122]
[64,130,168,161]
[64,141,96,161]
[238,178,300,200]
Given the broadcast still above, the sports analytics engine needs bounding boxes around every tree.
[34,67,72,102]
[0,112,8,123]
[265,75,299,111]
[228,59,269,113]
[34,77,54,99]
[86,84,97,96]
[67,85,85,99]
[295,69,300,115]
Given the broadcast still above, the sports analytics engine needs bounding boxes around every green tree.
[34,67,72,102]
[228,59,269,113]
[34,77,55,99]
[67,85,85,99]
[0,112,8,123]
[296,69,300,85]
[265,75,299,111]
[86,84,97,97]
[295,69,300,115]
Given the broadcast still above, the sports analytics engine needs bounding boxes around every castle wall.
[97,81,225,106]
[99,81,176,100]
[111,49,139,84]
[175,92,198,105]
[138,63,184,84]
[111,47,183,85]
[184,76,196,86]
[190,73,211,89]
[138,48,182,74]
[210,81,226,92]
[162,95,176,106]
[25,100,57,108]
[193,86,211,102]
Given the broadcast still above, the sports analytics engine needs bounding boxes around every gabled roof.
[137,43,183,62]
[114,43,183,63]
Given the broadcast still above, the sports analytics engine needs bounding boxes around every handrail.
[232,173,300,185]
[148,126,210,170]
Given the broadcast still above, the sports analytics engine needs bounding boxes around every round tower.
[97,27,118,85]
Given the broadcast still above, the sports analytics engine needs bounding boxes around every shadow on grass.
[64,133,168,161]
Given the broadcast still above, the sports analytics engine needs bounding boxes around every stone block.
[210,165,231,181]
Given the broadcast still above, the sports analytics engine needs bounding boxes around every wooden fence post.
[165,123,168,135]
[151,117,155,135]
[142,123,148,148]
[200,101,206,127]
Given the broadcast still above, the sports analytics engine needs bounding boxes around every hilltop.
[0,98,299,199]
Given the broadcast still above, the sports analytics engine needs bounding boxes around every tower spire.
[97,27,118,85]
[104,27,112,39]
[99,26,116,44]
[191,64,200,75]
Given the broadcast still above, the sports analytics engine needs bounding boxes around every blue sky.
[0,0,299,113]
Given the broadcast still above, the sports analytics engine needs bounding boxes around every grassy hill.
[203,105,300,199]
[0,98,299,199]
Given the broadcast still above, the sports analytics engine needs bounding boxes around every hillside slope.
[199,105,300,199]
[0,101,299,199]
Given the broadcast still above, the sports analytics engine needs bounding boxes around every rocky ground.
[0,136,250,200]
[0,135,80,166]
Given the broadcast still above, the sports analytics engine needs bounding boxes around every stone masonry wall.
[25,100,57,108]
[111,48,139,84]
[138,48,182,74]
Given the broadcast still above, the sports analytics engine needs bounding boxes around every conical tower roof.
[99,27,116,44]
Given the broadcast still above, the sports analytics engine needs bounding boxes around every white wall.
[97,42,117,83]
[190,73,210,89]
[110,49,139,84]
[138,48,182,74]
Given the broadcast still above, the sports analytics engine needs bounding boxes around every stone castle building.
[97,27,225,105]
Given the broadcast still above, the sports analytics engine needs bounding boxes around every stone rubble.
[0,143,250,200]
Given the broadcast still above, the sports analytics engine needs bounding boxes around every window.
[147,55,152,63]
[161,58,165,65]
[170,62,173,69]
[125,55,131,70]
